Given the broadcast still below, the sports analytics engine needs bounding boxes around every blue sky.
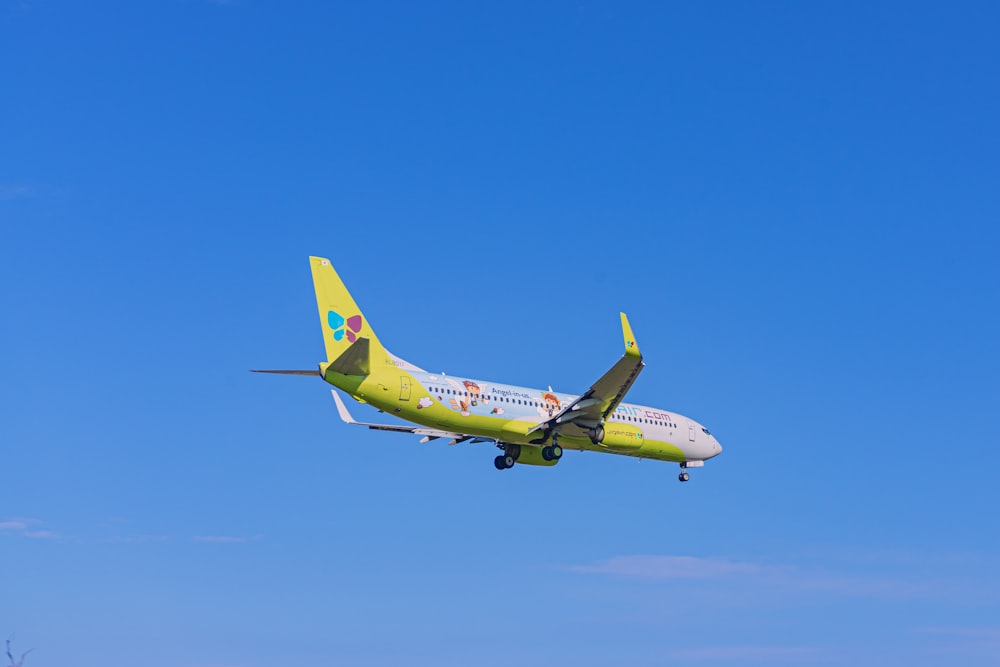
[2,1,999,665]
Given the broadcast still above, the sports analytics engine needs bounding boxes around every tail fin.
[310,257,385,363]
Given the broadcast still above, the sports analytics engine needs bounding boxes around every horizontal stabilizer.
[327,337,371,376]
[250,369,321,376]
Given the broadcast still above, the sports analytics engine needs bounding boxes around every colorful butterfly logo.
[328,310,363,343]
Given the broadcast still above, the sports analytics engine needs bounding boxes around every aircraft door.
[688,421,696,442]
[399,376,411,401]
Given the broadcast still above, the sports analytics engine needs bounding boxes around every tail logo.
[327,310,363,343]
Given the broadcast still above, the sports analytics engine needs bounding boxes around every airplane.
[254,256,723,482]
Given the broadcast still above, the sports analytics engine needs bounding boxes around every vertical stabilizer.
[310,257,385,363]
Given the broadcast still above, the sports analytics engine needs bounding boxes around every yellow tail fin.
[310,257,384,363]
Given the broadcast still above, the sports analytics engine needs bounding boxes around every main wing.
[331,390,485,445]
[528,313,644,442]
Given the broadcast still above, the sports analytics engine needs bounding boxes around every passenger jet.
[254,257,723,481]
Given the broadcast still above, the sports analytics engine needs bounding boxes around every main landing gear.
[541,442,563,462]
[493,442,563,470]
[541,433,564,462]
[493,439,564,470]
[494,443,520,470]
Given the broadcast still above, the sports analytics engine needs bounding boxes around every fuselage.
[328,365,723,464]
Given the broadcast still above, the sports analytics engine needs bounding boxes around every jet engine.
[514,446,559,467]
[593,423,644,452]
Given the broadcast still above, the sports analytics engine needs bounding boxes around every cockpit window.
[702,427,711,435]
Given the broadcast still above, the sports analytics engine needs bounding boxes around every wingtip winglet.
[620,312,641,358]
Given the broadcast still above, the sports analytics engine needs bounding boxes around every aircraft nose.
[712,438,723,457]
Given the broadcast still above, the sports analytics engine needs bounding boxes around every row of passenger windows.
[432,388,542,407]
[613,415,678,428]
[431,386,677,428]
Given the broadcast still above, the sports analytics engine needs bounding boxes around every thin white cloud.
[195,536,247,543]
[0,185,34,200]
[194,534,263,543]
[110,535,170,544]
[0,520,29,531]
[917,627,1000,639]
[669,646,821,660]
[568,555,763,579]
[23,530,59,540]
[0,518,60,540]
[568,552,993,602]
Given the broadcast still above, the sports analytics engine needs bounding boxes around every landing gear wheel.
[542,445,563,461]
[494,443,519,470]
[678,472,690,482]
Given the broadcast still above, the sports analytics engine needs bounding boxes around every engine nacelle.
[595,423,644,452]
[587,425,605,445]
[515,445,559,467]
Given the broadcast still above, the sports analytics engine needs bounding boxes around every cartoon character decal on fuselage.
[539,391,561,419]
[443,378,492,417]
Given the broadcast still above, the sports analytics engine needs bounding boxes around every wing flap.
[331,391,474,443]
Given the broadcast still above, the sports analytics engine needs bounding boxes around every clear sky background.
[2,2,999,666]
